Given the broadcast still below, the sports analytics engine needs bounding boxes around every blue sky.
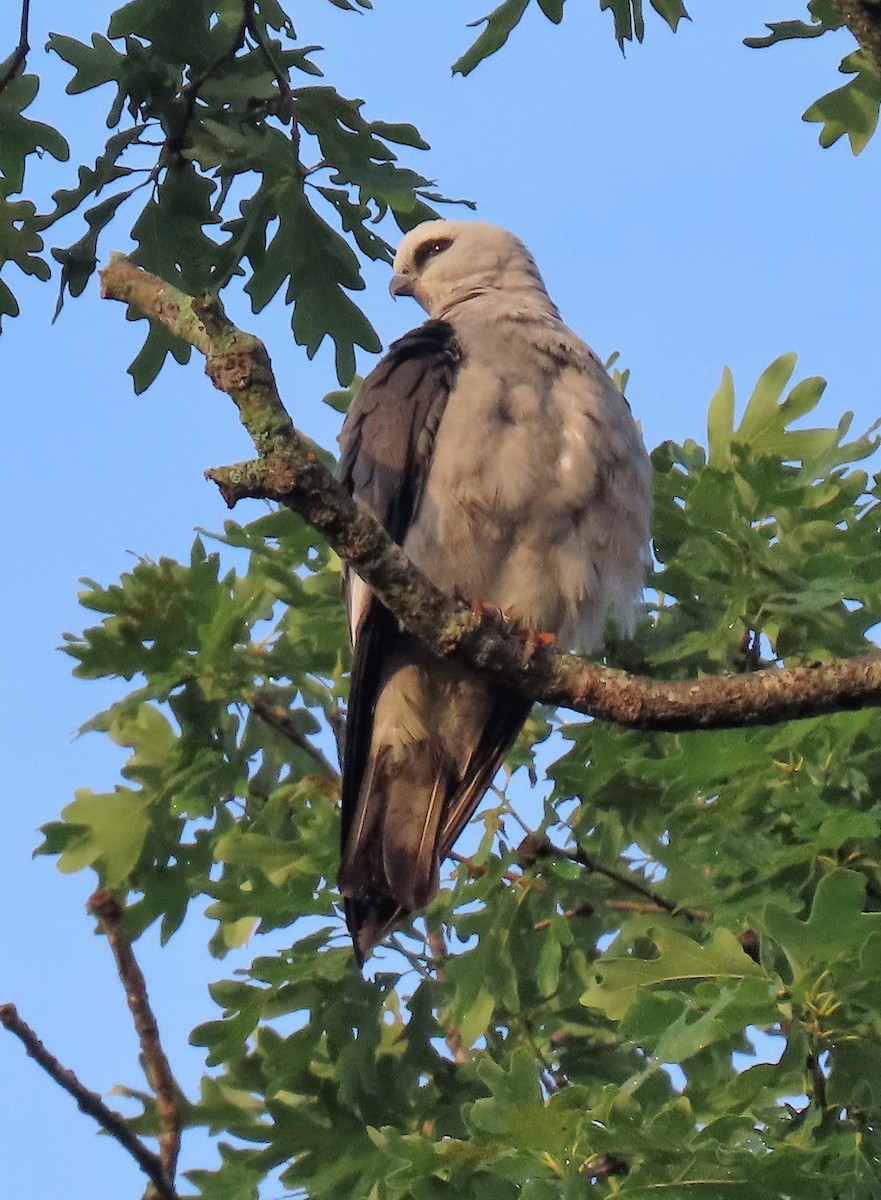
[2,2,880,1196]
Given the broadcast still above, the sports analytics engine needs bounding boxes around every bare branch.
[604,898,700,918]
[449,850,526,889]
[0,0,30,95]
[532,901,595,932]
[248,690,341,781]
[88,891,183,1189]
[99,255,881,733]
[0,1002,178,1200]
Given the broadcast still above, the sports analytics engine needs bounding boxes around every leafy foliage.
[745,2,881,154]
[743,0,845,49]
[0,67,69,325]
[455,0,881,152]
[453,0,689,75]
[39,358,881,1196]
[6,1,881,1196]
[1,1,464,385]
[802,50,881,154]
[43,1,462,388]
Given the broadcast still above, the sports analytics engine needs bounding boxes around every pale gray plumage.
[337,220,652,962]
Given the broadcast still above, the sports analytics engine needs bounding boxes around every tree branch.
[99,254,881,733]
[0,1002,178,1200]
[836,0,881,74]
[88,891,183,1191]
[0,0,30,95]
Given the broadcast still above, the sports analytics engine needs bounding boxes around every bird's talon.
[517,627,557,656]
[467,597,504,622]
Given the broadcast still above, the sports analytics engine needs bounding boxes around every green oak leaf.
[582,927,766,1021]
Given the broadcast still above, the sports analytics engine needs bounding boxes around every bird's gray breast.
[402,314,652,650]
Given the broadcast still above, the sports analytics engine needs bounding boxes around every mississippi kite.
[337,220,652,961]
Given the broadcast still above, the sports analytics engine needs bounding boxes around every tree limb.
[0,1001,178,1200]
[88,891,183,1191]
[99,254,881,733]
[836,0,881,74]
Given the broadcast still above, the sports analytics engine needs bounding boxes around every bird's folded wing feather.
[336,320,529,961]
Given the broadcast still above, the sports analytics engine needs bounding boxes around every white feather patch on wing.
[346,572,373,646]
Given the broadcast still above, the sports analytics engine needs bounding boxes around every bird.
[336,220,652,962]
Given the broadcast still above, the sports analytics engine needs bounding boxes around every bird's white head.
[389,220,558,321]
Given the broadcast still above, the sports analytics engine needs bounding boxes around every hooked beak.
[389,271,415,299]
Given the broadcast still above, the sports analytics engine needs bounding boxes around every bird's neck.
[432,284,560,324]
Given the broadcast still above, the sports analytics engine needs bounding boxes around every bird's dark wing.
[337,320,457,952]
[337,320,459,543]
[336,320,529,962]
[336,318,459,874]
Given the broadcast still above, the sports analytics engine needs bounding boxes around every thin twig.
[248,690,341,781]
[806,1050,829,1113]
[426,928,470,1064]
[521,1019,568,1093]
[455,842,704,928]
[88,891,183,1189]
[604,898,706,919]
[536,838,704,923]
[387,933,432,978]
[449,850,526,888]
[162,3,250,167]
[323,700,347,767]
[244,3,300,153]
[532,901,594,932]
[0,0,30,95]
[0,1002,178,1200]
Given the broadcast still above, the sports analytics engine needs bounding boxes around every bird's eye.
[413,236,453,271]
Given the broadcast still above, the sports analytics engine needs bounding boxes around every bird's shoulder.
[342,318,459,427]
[445,301,607,378]
[355,320,460,405]
[337,320,462,539]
